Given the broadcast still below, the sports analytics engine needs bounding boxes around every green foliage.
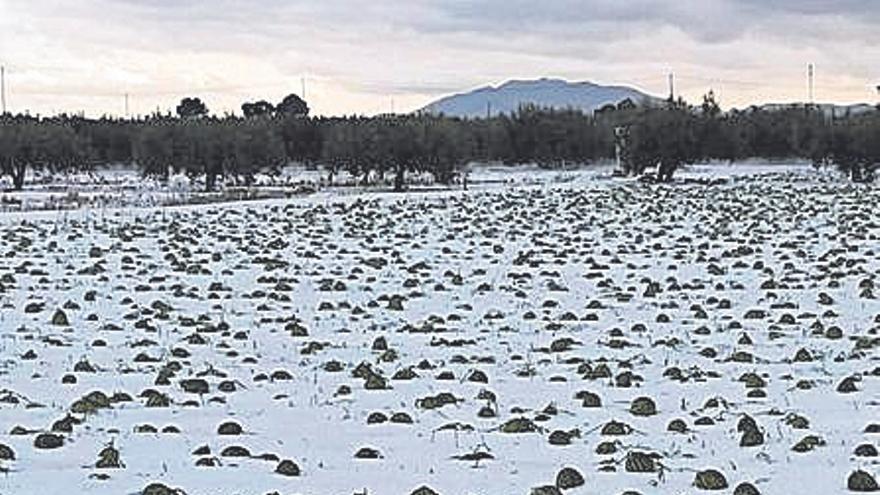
[493,105,606,167]
[0,114,85,189]
[276,93,309,118]
[241,100,275,118]
[132,116,285,191]
[176,97,209,119]
[627,102,700,181]
[315,114,473,190]
[233,118,286,180]
[3,93,880,191]
[133,118,175,178]
[823,111,880,182]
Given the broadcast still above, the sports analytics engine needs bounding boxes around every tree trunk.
[11,160,26,191]
[851,165,863,183]
[394,165,405,192]
[205,172,216,192]
[658,161,675,183]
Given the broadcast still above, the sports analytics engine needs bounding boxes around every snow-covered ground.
[0,164,877,495]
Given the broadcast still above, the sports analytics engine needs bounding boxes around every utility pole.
[808,64,814,104]
[668,72,675,103]
[1,65,6,115]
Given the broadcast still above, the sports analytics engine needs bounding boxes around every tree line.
[1,91,879,191]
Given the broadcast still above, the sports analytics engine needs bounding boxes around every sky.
[0,0,878,117]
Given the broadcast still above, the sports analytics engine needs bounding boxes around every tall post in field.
[808,64,814,104]
[1,65,6,115]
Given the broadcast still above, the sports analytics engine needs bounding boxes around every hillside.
[420,77,660,118]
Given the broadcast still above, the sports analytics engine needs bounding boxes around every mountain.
[419,78,660,118]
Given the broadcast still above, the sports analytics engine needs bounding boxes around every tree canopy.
[2,93,880,192]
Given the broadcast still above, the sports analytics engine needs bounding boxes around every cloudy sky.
[1,0,878,117]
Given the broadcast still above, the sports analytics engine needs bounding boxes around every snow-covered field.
[0,165,878,495]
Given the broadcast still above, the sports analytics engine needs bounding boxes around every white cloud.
[0,0,877,117]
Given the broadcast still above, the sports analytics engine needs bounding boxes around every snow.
[0,164,877,495]
[168,173,192,194]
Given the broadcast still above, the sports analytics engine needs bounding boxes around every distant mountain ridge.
[420,78,660,118]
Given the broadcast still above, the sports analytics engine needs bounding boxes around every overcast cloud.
[0,0,877,116]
